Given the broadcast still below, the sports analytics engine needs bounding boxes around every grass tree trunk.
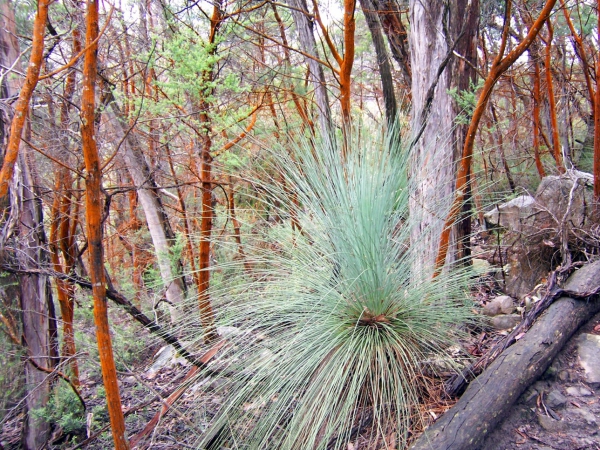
[80,1,128,447]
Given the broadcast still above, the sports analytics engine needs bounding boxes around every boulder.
[483,295,516,316]
[537,414,567,432]
[144,344,189,379]
[545,390,566,408]
[484,195,535,232]
[486,172,597,298]
[491,314,521,330]
[576,333,600,387]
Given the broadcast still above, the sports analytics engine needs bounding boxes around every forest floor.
[482,310,600,450]
[2,231,600,449]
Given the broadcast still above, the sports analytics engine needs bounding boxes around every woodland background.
[0,0,599,448]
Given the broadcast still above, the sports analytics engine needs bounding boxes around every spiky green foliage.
[180,127,475,449]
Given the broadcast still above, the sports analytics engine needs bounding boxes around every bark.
[532,59,546,178]
[433,0,557,276]
[49,22,81,385]
[271,4,315,133]
[197,116,216,341]
[408,0,478,274]
[0,0,49,205]
[80,0,128,447]
[594,0,600,202]
[359,0,397,124]
[286,0,333,137]
[19,149,55,450]
[543,19,566,173]
[559,0,594,112]
[370,0,411,91]
[105,104,186,323]
[0,2,55,447]
[409,296,600,450]
[338,0,356,128]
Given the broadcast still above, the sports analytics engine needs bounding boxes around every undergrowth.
[178,127,476,449]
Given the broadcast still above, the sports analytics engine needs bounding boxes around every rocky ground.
[482,311,600,450]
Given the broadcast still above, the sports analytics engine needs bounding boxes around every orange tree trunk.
[0,0,49,204]
[595,0,600,202]
[532,59,546,178]
[80,1,129,448]
[543,19,565,173]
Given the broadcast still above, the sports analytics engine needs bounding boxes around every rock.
[565,385,593,397]
[490,174,597,299]
[217,326,241,338]
[483,302,501,317]
[566,386,580,396]
[557,370,569,382]
[495,295,516,314]
[472,258,492,275]
[579,387,593,396]
[484,295,516,316]
[572,408,597,425]
[484,195,536,232]
[535,174,594,231]
[546,390,567,408]
[491,314,521,330]
[522,387,538,405]
[537,414,567,432]
[576,334,600,387]
[144,344,189,379]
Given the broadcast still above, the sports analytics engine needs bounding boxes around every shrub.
[181,126,475,449]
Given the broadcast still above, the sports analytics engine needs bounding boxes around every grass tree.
[179,126,475,449]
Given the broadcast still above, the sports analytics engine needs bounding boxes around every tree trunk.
[408,0,479,275]
[359,0,397,124]
[19,149,56,449]
[80,1,129,447]
[287,0,333,137]
[0,2,56,447]
[594,0,600,202]
[409,296,600,450]
[105,104,186,323]
[370,0,411,92]
[0,0,49,204]
[543,19,566,173]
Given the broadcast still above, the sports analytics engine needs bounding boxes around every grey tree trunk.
[18,150,55,449]
[370,0,411,91]
[1,2,55,447]
[409,0,479,275]
[105,104,186,323]
[359,0,397,124]
[286,0,333,137]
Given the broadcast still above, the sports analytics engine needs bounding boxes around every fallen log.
[410,292,600,449]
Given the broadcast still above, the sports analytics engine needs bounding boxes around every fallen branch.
[410,261,600,449]
[1,265,211,370]
[129,341,226,448]
[410,294,600,450]
[447,261,600,396]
